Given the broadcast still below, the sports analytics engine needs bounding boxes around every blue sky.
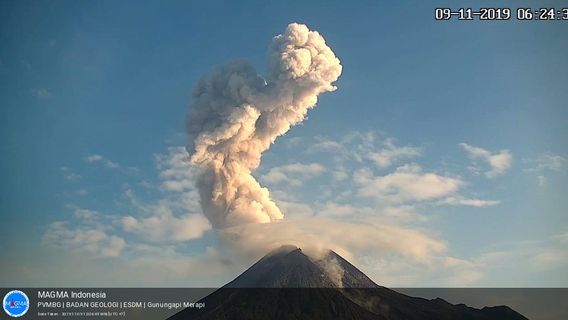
[1,0,567,287]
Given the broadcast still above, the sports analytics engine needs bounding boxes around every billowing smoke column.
[186,23,342,229]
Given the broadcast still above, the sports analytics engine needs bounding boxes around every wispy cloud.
[312,132,421,168]
[473,232,568,285]
[537,175,547,187]
[155,147,199,192]
[459,143,512,178]
[42,133,507,286]
[86,154,103,162]
[85,154,121,169]
[60,166,81,181]
[75,189,88,196]
[73,208,99,220]
[355,164,461,203]
[528,154,567,172]
[120,147,210,242]
[31,88,52,100]
[220,216,448,264]
[43,220,126,257]
[262,162,326,186]
[46,147,209,261]
[524,153,566,187]
[122,212,210,242]
[368,138,421,168]
[438,196,500,207]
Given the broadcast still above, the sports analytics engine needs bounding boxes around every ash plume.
[186,23,342,228]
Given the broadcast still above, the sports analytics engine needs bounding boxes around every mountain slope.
[224,245,337,288]
[169,245,528,320]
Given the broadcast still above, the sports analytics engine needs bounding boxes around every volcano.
[169,245,528,320]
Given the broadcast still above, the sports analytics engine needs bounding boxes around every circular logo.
[3,290,29,317]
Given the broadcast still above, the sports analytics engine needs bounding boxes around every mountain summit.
[224,245,373,288]
[169,245,528,320]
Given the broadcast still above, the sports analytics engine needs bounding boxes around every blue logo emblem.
[3,290,29,317]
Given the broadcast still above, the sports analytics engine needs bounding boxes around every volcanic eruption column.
[186,23,342,229]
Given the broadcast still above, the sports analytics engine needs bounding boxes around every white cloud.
[43,221,125,258]
[118,147,208,242]
[262,162,326,186]
[44,146,211,265]
[472,232,568,285]
[459,143,512,178]
[104,160,119,169]
[42,137,508,286]
[368,138,421,168]
[314,202,424,222]
[311,132,420,169]
[60,167,81,181]
[43,207,126,258]
[529,154,567,172]
[85,154,103,163]
[312,139,344,152]
[31,88,52,99]
[50,147,206,259]
[155,146,199,192]
[212,216,490,286]
[438,196,500,207]
[122,212,210,242]
[219,216,447,264]
[356,164,461,203]
[85,154,121,169]
[525,154,566,187]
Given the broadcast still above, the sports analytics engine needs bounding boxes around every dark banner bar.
[1,288,567,320]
